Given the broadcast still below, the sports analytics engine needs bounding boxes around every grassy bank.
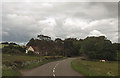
[2,54,65,76]
[71,59,118,77]
[21,56,66,70]
[2,65,21,76]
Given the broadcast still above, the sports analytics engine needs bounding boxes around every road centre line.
[53,69,55,73]
[53,73,55,77]
[52,62,60,77]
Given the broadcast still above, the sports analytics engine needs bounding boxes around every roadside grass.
[2,54,65,76]
[2,68,21,76]
[22,57,66,69]
[71,59,118,77]
[2,54,43,76]
[2,54,44,63]
[0,44,2,48]
[22,60,48,69]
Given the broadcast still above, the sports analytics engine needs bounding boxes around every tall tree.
[37,35,51,40]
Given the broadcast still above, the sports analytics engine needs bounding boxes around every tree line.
[27,35,120,61]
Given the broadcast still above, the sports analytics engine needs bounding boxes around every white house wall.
[26,46,35,54]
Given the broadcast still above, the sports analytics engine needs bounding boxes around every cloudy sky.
[2,1,118,45]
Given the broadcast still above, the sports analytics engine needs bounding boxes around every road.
[21,58,84,77]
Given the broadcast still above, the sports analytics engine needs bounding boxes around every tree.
[26,38,35,46]
[26,34,118,60]
[37,35,51,41]
[79,36,116,60]
[9,42,17,45]
[73,40,82,55]
[1,42,9,44]
[64,38,75,56]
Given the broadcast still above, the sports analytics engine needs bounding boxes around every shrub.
[27,51,35,55]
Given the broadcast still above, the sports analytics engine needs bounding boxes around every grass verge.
[2,54,66,76]
[2,69,21,76]
[21,57,66,70]
[71,59,118,77]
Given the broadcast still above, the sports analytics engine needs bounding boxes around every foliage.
[2,45,25,54]
[27,51,36,55]
[26,35,119,60]
[37,34,51,40]
[79,36,117,60]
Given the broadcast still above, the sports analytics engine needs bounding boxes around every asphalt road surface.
[21,58,83,77]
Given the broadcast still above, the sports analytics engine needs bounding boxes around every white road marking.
[53,73,55,77]
[52,62,60,77]
[53,69,55,73]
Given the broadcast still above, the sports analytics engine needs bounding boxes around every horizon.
[1,35,119,46]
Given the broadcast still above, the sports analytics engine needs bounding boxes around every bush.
[27,51,36,55]
[2,45,25,54]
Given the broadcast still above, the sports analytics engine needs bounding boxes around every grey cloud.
[2,2,118,43]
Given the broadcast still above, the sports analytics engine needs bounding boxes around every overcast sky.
[2,1,118,45]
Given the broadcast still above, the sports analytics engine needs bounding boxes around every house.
[26,46,39,54]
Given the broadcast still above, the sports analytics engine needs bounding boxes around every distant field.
[71,59,118,76]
